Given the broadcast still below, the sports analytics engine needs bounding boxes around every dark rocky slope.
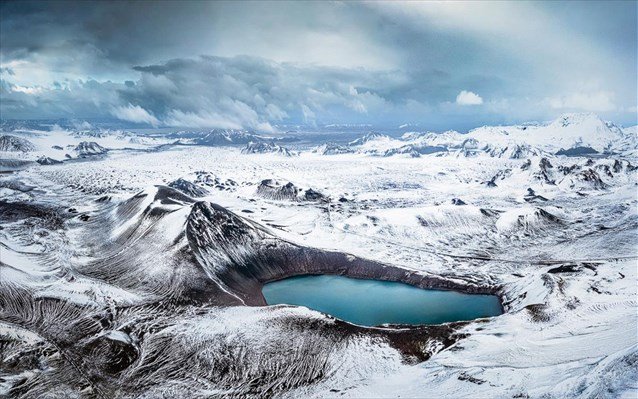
[0,185,500,398]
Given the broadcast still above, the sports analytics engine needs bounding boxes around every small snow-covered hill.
[241,141,297,156]
[0,135,36,152]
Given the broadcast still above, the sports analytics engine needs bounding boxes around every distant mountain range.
[343,113,637,159]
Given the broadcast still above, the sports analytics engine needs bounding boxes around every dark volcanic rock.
[303,188,326,202]
[80,332,139,375]
[558,164,581,175]
[36,156,63,165]
[0,135,36,152]
[533,157,556,184]
[75,141,108,156]
[241,141,296,156]
[315,143,354,155]
[534,208,563,224]
[185,201,500,307]
[384,144,446,157]
[168,178,209,197]
[524,188,548,203]
[0,185,502,398]
[0,158,34,170]
[168,129,266,146]
[595,164,614,178]
[480,208,502,217]
[547,264,580,274]
[256,180,327,202]
[576,169,608,190]
[256,179,299,201]
[555,146,598,156]
[0,200,64,229]
[0,179,36,192]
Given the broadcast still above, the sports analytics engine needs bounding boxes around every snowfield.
[0,114,636,398]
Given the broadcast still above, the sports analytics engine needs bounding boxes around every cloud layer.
[1,1,636,130]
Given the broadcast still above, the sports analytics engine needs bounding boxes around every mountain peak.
[550,112,603,128]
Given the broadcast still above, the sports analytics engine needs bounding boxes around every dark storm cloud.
[1,1,636,129]
[127,56,402,128]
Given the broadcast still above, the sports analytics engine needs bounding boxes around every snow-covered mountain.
[241,141,297,156]
[168,177,210,197]
[74,141,109,156]
[0,135,36,152]
[0,115,636,398]
[467,113,632,154]
[344,113,637,160]
[313,142,355,155]
[36,156,63,165]
[348,131,389,146]
[168,129,259,145]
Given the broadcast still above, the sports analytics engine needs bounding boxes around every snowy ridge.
[337,113,638,159]
[241,141,297,156]
[0,115,636,398]
[0,135,36,152]
[74,141,108,157]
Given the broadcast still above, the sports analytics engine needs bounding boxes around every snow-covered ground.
[1,114,636,398]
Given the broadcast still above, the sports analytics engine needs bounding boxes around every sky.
[1,0,636,131]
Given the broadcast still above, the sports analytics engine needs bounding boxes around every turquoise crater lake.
[262,275,503,327]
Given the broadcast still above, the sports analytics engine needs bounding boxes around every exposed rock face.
[0,186,484,397]
[524,188,548,203]
[556,146,599,156]
[257,179,300,201]
[349,132,388,146]
[108,185,490,307]
[0,135,36,152]
[514,208,562,235]
[574,169,607,190]
[186,201,498,305]
[36,156,63,165]
[168,178,209,197]
[314,143,354,155]
[384,144,446,157]
[303,188,326,202]
[486,168,512,187]
[241,141,296,156]
[75,141,108,156]
[256,179,327,202]
[504,144,544,159]
[168,129,268,146]
[532,157,556,184]
[0,159,33,170]
[194,171,238,191]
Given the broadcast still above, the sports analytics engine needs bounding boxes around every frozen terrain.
[0,114,636,398]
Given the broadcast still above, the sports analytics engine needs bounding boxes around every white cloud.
[11,85,44,95]
[111,104,160,126]
[456,90,483,105]
[548,91,616,112]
